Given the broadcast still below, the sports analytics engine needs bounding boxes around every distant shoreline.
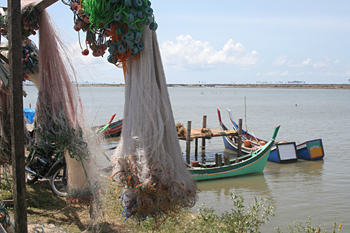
[24,83,350,89]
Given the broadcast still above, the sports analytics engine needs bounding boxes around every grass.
[0,175,344,233]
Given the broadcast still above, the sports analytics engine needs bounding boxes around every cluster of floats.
[24,107,324,181]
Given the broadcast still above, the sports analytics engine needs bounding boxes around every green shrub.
[275,216,343,233]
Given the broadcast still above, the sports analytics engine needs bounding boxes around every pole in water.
[244,96,247,132]
[186,121,191,164]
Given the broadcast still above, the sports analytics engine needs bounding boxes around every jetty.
[178,115,237,163]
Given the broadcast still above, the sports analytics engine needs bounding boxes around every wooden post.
[194,138,198,161]
[215,153,222,167]
[201,115,207,151]
[237,119,243,157]
[186,121,191,164]
[224,155,230,165]
[8,0,28,231]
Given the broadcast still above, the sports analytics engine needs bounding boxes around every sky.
[1,0,350,84]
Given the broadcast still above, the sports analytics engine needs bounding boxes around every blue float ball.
[137,42,144,51]
[127,14,134,23]
[114,11,123,21]
[118,45,127,53]
[107,55,114,63]
[133,0,142,7]
[125,31,134,40]
[125,0,131,7]
[130,8,137,16]
[135,31,141,42]
[149,22,158,31]
[145,7,153,16]
[145,16,151,25]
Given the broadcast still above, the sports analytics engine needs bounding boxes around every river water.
[23,86,350,232]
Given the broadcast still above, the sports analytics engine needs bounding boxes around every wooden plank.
[178,128,237,140]
[8,0,28,232]
[34,0,58,12]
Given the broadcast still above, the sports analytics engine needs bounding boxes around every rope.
[111,155,198,223]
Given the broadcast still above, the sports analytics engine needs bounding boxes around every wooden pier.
[178,115,237,163]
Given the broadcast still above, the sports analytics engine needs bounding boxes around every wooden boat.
[296,139,324,161]
[95,114,123,138]
[189,125,280,181]
[217,109,264,155]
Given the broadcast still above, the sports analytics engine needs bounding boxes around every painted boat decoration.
[95,114,123,138]
[296,139,324,161]
[189,125,280,181]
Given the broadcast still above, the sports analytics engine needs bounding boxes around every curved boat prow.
[272,125,280,141]
[217,108,222,124]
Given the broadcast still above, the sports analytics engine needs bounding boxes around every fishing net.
[110,27,198,223]
[63,0,199,225]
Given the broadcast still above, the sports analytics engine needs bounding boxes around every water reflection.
[264,160,325,179]
[193,173,272,214]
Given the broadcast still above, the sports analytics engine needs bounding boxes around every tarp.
[23,107,35,123]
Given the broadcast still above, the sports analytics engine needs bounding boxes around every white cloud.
[272,55,287,66]
[302,58,311,66]
[280,71,289,76]
[313,56,331,68]
[160,35,259,70]
[266,71,279,76]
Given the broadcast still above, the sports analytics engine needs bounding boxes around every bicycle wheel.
[49,164,68,197]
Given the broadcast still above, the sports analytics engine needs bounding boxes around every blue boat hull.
[267,142,298,163]
[296,139,324,161]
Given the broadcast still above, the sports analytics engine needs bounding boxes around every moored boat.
[217,109,263,155]
[94,114,123,138]
[268,142,298,163]
[226,109,323,162]
[296,139,324,161]
[189,125,280,181]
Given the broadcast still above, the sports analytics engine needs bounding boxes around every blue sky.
[2,0,350,84]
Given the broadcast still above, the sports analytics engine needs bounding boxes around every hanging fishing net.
[35,9,102,211]
[110,27,198,223]
[63,0,199,224]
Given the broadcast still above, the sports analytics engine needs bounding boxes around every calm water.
[23,86,350,232]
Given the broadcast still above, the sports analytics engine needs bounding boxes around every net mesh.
[110,27,198,223]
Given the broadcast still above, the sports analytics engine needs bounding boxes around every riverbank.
[73,84,350,89]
